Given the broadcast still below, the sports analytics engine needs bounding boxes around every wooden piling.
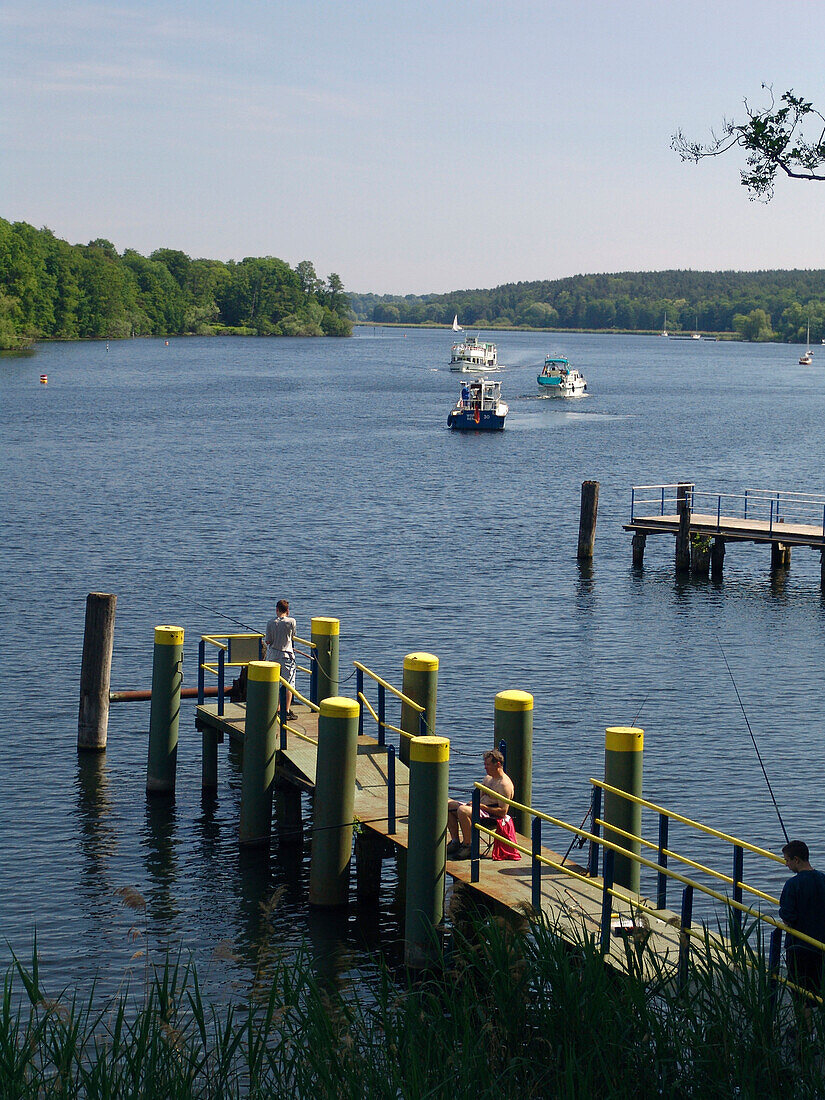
[675,483,692,575]
[690,535,710,578]
[77,593,117,751]
[274,779,303,840]
[711,537,725,577]
[771,542,791,570]
[631,532,646,568]
[494,690,533,836]
[355,830,385,906]
[603,726,643,893]
[308,697,360,906]
[577,481,599,561]
[146,626,184,795]
[400,652,438,766]
[239,661,281,845]
[405,736,450,968]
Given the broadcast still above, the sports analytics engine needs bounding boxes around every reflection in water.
[74,753,116,914]
[306,907,355,991]
[141,798,179,925]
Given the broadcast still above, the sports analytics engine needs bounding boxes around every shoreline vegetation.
[2,216,824,351]
[0,217,352,351]
[4,911,823,1098]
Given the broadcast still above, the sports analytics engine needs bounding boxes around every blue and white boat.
[537,355,587,396]
[447,377,508,431]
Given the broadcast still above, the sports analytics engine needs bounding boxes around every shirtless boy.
[447,749,514,860]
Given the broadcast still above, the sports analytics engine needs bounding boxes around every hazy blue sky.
[2,0,823,294]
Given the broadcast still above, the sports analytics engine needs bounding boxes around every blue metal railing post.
[600,847,615,954]
[660,486,665,516]
[821,504,825,540]
[377,683,385,747]
[731,845,744,943]
[279,684,287,750]
[387,745,396,834]
[356,667,364,736]
[588,786,602,877]
[656,813,669,910]
[198,639,205,705]
[471,787,481,883]
[678,885,694,991]
[532,816,542,911]
[498,739,506,770]
[768,926,783,1011]
[717,495,722,531]
[769,498,774,537]
[631,487,636,521]
[310,650,319,706]
[744,489,748,520]
[218,648,225,717]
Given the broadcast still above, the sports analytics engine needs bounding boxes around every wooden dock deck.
[625,510,825,548]
[196,701,684,978]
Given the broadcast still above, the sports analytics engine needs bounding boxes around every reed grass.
[1,912,823,1098]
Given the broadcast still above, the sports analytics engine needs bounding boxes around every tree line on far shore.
[349,268,825,342]
[0,217,352,349]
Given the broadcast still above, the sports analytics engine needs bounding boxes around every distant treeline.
[0,217,351,349]
[349,269,825,342]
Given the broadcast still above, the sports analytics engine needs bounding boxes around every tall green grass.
[1,912,823,1098]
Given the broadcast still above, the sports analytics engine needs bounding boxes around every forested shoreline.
[0,218,352,349]
[350,269,825,343]
[4,216,825,349]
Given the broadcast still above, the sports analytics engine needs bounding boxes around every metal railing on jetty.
[468,779,825,1002]
[631,484,825,539]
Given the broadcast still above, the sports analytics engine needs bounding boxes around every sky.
[1,0,824,295]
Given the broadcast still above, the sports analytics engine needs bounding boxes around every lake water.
[2,328,825,998]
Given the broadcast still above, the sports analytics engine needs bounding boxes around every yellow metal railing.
[353,660,424,747]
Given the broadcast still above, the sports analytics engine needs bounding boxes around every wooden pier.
[625,484,825,582]
[195,700,683,979]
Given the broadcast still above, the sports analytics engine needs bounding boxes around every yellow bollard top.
[319,697,360,718]
[605,726,644,752]
[311,616,340,636]
[495,689,534,712]
[248,661,281,682]
[410,736,449,763]
[154,626,184,646]
[404,652,439,671]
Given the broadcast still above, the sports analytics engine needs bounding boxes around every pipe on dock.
[400,652,438,766]
[311,616,340,703]
[239,661,281,845]
[675,483,691,575]
[577,480,599,561]
[111,685,230,703]
[146,626,184,795]
[77,593,117,751]
[494,690,533,835]
[603,726,644,893]
[308,696,360,906]
[404,735,450,968]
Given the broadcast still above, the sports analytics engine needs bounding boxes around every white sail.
[452,314,462,332]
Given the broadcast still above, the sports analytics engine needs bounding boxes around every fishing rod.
[170,593,261,634]
[717,637,789,844]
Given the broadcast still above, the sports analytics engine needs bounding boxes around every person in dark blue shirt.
[779,840,825,1021]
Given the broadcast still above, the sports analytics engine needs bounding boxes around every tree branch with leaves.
[672,85,825,200]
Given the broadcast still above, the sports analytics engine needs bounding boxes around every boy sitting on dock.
[447,750,514,860]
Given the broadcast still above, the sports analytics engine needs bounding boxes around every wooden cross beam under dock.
[195,700,684,981]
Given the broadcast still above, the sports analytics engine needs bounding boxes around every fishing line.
[630,691,650,727]
[717,637,789,844]
[170,593,260,634]
[560,803,593,867]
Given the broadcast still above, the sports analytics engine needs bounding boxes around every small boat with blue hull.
[537,355,587,396]
[447,377,508,431]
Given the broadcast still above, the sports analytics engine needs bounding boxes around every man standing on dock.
[447,750,514,860]
[265,599,297,719]
[779,840,825,1017]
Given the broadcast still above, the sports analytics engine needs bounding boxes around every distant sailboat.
[452,314,463,332]
[799,318,813,365]
[661,313,669,337]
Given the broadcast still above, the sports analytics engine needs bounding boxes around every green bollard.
[311,616,340,702]
[309,697,360,906]
[146,626,184,795]
[239,661,281,846]
[494,690,533,835]
[405,735,450,968]
[603,726,644,893]
[400,652,438,766]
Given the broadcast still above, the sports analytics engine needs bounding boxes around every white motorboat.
[450,335,500,372]
[537,355,587,396]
